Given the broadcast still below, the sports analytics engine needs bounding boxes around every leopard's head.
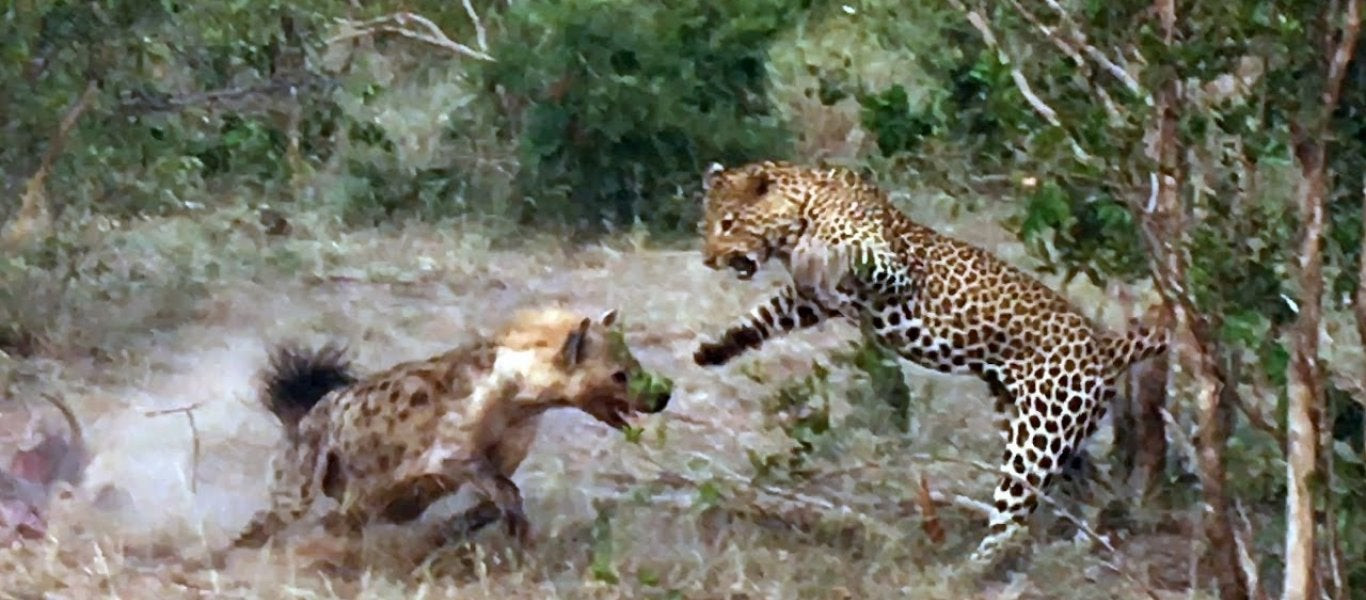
[698,161,805,281]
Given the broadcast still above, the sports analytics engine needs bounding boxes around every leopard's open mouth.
[727,254,758,280]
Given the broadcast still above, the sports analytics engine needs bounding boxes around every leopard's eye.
[719,215,736,232]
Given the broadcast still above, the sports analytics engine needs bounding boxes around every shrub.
[483,0,811,233]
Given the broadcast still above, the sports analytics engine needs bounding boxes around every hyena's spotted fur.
[229,307,671,552]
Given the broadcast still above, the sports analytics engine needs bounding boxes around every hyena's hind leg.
[232,441,328,549]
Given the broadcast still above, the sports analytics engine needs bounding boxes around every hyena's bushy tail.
[260,343,356,439]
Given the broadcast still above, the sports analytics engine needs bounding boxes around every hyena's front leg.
[425,419,539,547]
[456,458,530,544]
[694,285,840,366]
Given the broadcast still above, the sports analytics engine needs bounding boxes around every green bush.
[483,0,811,232]
[1,0,343,217]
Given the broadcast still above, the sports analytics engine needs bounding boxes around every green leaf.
[686,456,710,472]
[1220,311,1268,347]
[589,508,619,584]
[636,568,661,586]
[1334,440,1364,466]
[695,480,722,508]
[1019,182,1072,241]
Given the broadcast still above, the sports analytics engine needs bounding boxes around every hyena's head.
[499,307,672,429]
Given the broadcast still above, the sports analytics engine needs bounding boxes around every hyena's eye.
[612,371,629,384]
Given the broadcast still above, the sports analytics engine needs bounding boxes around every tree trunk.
[1284,124,1326,600]
[1138,77,1248,600]
[1284,3,1360,598]
[1132,3,1247,596]
[1358,173,1366,351]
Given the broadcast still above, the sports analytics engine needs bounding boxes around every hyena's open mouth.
[594,400,631,430]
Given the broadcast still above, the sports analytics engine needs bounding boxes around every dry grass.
[0,201,1189,599]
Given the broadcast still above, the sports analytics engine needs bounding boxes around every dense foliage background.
[2,0,1363,597]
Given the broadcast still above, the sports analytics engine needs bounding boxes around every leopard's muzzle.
[726,254,758,280]
[704,249,767,281]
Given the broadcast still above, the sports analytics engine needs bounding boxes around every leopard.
[226,306,672,557]
[691,159,1168,562]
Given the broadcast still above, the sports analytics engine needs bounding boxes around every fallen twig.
[144,403,203,494]
[916,474,946,544]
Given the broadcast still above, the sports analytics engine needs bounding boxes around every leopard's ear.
[750,171,772,197]
[702,162,726,194]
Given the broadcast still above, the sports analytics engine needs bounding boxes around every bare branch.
[1,80,98,249]
[1132,4,1250,595]
[1005,0,1125,121]
[144,403,203,494]
[926,490,995,516]
[461,0,489,53]
[906,453,1161,600]
[329,11,495,62]
[948,0,1062,127]
[1040,0,1147,98]
[915,474,946,544]
[1324,0,1362,112]
[117,76,334,116]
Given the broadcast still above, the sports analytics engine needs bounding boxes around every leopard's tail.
[260,343,356,439]
[1101,323,1169,378]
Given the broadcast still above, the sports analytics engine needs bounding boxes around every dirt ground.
[0,209,1191,599]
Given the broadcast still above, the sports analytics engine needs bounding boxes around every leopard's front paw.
[693,340,735,367]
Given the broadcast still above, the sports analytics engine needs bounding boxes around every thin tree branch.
[1323,0,1362,112]
[1133,4,1249,595]
[117,76,334,116]
[948,0,1062,127]
[1232,500,1268,600]
[1005,0,1125,121]
[329,11,495,62]
[144,403,204,494]
[1040,0,1147,98]
[1,80,98,248]
[906,453,1161,600]
[460,0,489,53]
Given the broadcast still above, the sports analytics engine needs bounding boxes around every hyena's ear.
[558,317,593,368]
[600,309,619,328]
[702,162,726,194]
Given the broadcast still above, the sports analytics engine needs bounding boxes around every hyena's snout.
[643,387,670,413]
